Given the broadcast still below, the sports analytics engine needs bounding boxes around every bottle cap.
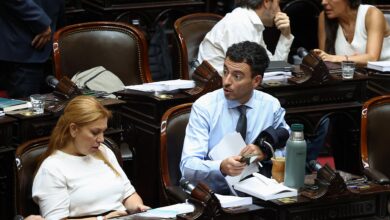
[291,123,304,131]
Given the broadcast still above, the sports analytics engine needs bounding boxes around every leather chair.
[53,21,153,86]
[282,0,322,63]
[160,103,192,205]
[14,136,122,217]
[174,13,222,80]
[360,95,390,184]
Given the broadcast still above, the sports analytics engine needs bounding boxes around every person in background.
[0,0,64,98]
[197,0,294,75]
[32,96,150,220]
[314,0,390,65]
[181,41,289,194]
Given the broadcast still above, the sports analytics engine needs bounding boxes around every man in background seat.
[197,0,294,75]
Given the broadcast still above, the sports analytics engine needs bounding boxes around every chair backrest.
[53,21,152,86]
[361,95,390,179]
[160,103,192,204]
[282,0,321,62]
[14,136,122,217]
[174,13,223,80]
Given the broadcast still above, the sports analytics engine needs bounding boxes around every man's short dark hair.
[236,0,264,10]
[226,41,270,77]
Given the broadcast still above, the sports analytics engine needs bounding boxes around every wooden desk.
[115,90,193,207]
[0,116,16,146]
[254,172,390,220]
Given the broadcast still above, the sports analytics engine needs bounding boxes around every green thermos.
[284,123,307,189]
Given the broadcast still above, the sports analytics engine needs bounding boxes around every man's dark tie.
[236,105,247,140]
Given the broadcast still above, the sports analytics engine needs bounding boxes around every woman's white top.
[335,4,390,61]
[32,145,135,220]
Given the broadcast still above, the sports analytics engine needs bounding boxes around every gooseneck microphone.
[297,47,309,58]
[46,75,60,89]
[180,179,196,195]
[308,160,323,172]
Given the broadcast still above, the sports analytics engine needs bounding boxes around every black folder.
[265,61,293,72]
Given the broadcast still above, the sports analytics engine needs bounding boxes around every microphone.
[13,215,24,220]
[308,160,323,172]
[297,47,309,58]
[180,179,196,195]
[46,75,60,89]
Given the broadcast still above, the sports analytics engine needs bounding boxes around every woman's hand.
[313,49,346,62]
[104,210,128,219]
[135,204,151,212]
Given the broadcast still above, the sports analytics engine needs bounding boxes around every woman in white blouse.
[32,96,149,220]
[314,0,390,65]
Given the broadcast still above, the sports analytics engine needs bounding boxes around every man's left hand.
[240,144,265,162]
[274,12,291,38]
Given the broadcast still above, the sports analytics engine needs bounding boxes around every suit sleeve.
[2,0,51,33]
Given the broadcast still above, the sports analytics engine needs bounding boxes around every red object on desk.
[0,90,8,98]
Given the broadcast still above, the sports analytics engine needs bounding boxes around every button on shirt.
[197,7,294,75]
[180,89,289,194]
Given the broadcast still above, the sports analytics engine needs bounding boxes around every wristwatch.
[96,216,104,220]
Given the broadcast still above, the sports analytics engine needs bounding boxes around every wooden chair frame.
[174,13,222,79]
[160,103,192,204]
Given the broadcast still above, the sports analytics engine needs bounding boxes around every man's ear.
[262,0,272,9]
[69,123,78,138]
[253,75,262,88]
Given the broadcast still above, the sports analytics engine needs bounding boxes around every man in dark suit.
[0,0,64,98]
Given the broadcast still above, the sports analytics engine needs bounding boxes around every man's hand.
[31,26,52,49]
[220,156,246,176]
[274,12,291,38]
[240,144,265,162]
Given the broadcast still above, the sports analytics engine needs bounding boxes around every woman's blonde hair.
[37,96,119,176]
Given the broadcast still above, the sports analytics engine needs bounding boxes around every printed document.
[208,132,259,195]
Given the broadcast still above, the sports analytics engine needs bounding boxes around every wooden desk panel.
[116,90,193,207]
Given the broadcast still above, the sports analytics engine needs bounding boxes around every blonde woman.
[32,96,149,220]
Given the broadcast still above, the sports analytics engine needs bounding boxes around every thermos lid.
[291,123,304,131]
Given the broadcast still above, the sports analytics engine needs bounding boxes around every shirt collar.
[242,7,264,31]
[226,90,256,109]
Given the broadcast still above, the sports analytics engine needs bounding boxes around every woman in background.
[32,96,149,220]
[314,0,390,65]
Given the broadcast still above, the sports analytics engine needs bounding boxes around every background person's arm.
[318,11,326,51]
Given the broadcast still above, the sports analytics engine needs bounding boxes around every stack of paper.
[111,203,195,219]
[367,61,390,72]
[263,71,292,83]
[215,193,252,208]
[125,79,195,92]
